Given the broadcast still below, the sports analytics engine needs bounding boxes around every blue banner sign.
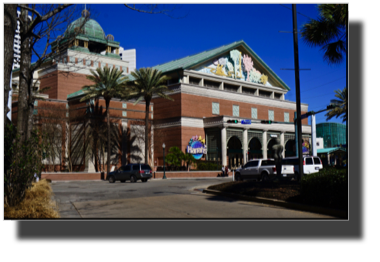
[241,119,251,125]
[186,135,207,160]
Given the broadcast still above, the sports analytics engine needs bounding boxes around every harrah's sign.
[186,135,207,160]
[13,10,32,69]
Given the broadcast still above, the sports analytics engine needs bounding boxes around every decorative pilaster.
[280,132,285,158]
[243,128,248,164]
[262,130,268,159]
[221,126,227,166]
[84,41,88,48]
[115,48,119,55]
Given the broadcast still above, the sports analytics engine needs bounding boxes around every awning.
[317,147,346,154]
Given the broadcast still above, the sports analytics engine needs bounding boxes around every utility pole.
[292,4,304,180]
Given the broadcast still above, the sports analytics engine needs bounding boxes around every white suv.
[282,156,323,180]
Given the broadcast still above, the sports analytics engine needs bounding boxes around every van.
[282,156,323,180]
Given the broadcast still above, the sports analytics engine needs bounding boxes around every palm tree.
[300,4,347,64]
[325,87,347,122]
[129,68,174,164]
[80,67,129,176]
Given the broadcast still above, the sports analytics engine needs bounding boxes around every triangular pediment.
[153,40,290,91]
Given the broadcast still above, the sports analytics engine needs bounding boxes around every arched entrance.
[267,138,277,159]
[285,139,296,157]
[248,137,262,160]
[227,136,243,170]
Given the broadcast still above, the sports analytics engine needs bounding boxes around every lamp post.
[162,143,166,179]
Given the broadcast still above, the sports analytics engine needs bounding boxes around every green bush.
[196,161,222,171]
[300,168,348,210]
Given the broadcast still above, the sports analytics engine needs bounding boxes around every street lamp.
[162,143,166,179]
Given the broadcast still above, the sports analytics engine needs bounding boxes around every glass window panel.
[212,102,219,115]
[233,105,239,117]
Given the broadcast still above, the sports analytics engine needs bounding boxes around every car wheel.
[130,175,137,183]
[235,173,241,181]
[261,172,270,182]
[120,180,126,183]
[108,176,115,183]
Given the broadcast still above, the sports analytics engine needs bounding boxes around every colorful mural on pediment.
[195,49,270,86]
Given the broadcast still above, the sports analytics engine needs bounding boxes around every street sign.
[241,119,251,124]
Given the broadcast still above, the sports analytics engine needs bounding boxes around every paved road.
[51,178,335,219]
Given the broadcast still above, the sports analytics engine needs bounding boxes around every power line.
[279,4,315,20]
[301,77,346,92]
[302,92,336,100]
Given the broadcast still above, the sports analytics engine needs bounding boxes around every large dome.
[65,17,105,40]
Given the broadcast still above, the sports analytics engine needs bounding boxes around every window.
[122,103,127,109]
[305,158,313,165]
[313,157,321,165]
[204,79,220,89]
[284,112,289,122]
[212,102,219,115]
[251,108,257,119]
[242,87,255,95]
[141,164,151,170]
[250,160,259,167]
[132,165,140,171]
[66,103,69,109]
[122,111,127,117]
[66,112,69,118]
[34,100,38,106]
[224,83,239,92]
[101,62,106,68]
[259,90,272,98]
[268,110,274,121]
[69,57,75,63]
[262,160,275,166]
[233,105,239,117]
[122,66,127,73]
[189,77,201,85]
[86,60,91,66]
[274,93,282,99]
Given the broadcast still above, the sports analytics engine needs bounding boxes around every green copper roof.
[152,40,290,91]
[67,89,86,99]
[65,17,105,40]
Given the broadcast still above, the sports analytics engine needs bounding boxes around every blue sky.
[50,3,348,125]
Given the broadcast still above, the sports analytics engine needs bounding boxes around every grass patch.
[4,179,60,219]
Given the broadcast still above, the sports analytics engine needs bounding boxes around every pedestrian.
[221,165,225,176]
[225,165,229,177]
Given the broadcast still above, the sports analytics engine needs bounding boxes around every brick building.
[151,41,311,169]
[11,12,311,172]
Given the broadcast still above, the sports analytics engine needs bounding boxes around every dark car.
[106,163,153,183]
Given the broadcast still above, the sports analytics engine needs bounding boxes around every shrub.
[196,160,222,171]
[300,168,348,210]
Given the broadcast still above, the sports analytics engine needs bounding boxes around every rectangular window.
[66,112,69,118]
[212,102,220,115]
[63,57,67,64]
[233,105,239,117]
[101,62,106,68]
[242,87,255,95]
[86,60,91,66]
[189,77,201,85]
[122,103,127,109]
[251,108,257,119]
[122,111,127,117]
[268,110,274,121]
[274,93,282,99]
[224,83,239,92]
[204,79,220,89]
[284,112,289,122]
[34,100,38,106]
[69,57,75,63]
[259,90,272,98]
[122,66,127,73]
[66,103,69,109]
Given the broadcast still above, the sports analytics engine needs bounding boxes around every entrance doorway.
[285,139,296,157]
[227,136,243,170]
[267,138,277,159]
[248,137,262,160]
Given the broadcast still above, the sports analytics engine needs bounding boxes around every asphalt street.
[51,178,335,219]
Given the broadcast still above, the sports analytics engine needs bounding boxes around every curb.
[203,189,348,219]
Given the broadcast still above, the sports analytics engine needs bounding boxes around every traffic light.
[227,119,239,124]
[261,120,273,124]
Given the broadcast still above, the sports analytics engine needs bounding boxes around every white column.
[280,132,285,158]
[311,114,317,156]
[262,130,267,159]
[243,128,248,164]
[221,126,227,166]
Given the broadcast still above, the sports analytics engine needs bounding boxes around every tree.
[300,4,347,65]
[129,68,174,164]
[166,146,184,169]
[80,67,129,176]
[325,87,347,122]
[182,153,196,171]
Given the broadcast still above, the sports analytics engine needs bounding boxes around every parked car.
[235,159,294,182]
[282,156,323,180]
[106,163,153,183]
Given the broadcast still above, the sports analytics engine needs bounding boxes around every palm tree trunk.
[106,99,111,175]
[145,98,150,164]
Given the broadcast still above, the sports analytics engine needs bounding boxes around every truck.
[234,159,295,182]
